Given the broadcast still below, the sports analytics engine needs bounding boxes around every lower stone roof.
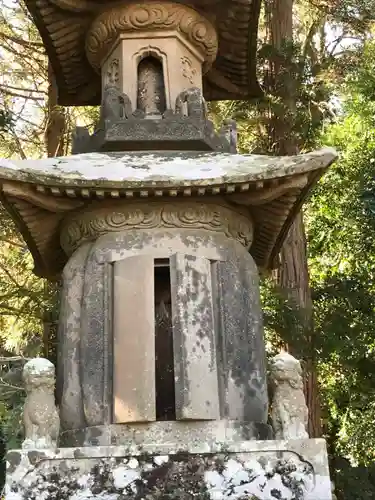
[0,149,336,278]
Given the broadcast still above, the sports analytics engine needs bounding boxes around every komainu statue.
[175,87,207,119]
[22,358,60,449]
[270,351,309,440]
[101,86,132,122]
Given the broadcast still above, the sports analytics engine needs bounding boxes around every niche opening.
[154,259,175,420]
[137,56,166,117]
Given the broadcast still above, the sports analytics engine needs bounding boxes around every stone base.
[6,439,332,499]
[60,420,272,448]
[72,117,235,154]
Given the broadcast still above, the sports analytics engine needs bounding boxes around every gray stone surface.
[60,420,272,448]
[72,87,236,154]
[57,243,91,431]
[76,116,234,154]
[5,439,332,499]
[170,253,220,420]
[80,249,106,427]
[215,257,268,423]
[0,148,336,186]
[113,256,156,423]
[57,226,269,432]
[0,150,337,275]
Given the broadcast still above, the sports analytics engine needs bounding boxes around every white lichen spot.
[153,455,169,466]
[0,149,337,186]
[4,490,23,500]
[77,474,91,488]
[222,459,243,480]
[143,462,155,471]
[127,458,139,469]
[204,456,315,500]
[204,470,224,491]
[243,459,265,478]
[112,465,140,490]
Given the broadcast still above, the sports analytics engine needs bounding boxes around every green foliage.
[332,458,375,500]
[304,40,375,465]
[210,36,336,154]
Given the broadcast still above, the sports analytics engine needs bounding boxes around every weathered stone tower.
[3,0,335,498]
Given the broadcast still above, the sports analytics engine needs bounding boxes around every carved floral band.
[60,201,254,255]
[85,2,218,72]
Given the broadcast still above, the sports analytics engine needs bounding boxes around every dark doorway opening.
[154,259,176,420]
[137,56,166,116]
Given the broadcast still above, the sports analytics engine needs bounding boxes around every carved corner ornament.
[106,58,120,88]
[85,2,218,73]
[270,352,309,441]
[22,358,60,450]
[181,56,197,85]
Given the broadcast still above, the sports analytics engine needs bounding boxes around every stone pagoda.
[4,0,336,499]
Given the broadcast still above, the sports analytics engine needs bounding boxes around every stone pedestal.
[5,439,332,499]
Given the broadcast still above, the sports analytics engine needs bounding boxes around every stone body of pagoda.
[4,1,335,498]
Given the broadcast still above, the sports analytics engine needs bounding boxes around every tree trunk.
[43,63,65,363]
[265,0,322,438]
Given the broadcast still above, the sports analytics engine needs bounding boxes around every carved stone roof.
[0,149,336,279]
[24,0,262,105]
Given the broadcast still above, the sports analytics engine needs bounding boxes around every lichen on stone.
[0,149,337,188]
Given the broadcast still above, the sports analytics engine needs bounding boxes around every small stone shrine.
[4,0,336,498]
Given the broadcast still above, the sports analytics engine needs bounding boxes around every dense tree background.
[1,0,375,498]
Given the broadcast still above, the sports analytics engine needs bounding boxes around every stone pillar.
[57,200,271,446]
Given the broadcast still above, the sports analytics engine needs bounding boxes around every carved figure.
[106,58,119,88]
[22,358,60,449]
[175,87,207,119]
[270,352,308,440]
[100,86,132,122]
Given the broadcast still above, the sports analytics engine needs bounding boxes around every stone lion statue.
[22,358,60,449]
[270,352,309,440]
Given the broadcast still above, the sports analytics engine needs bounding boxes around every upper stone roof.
[0,149,336,278]
[24,0,262,105]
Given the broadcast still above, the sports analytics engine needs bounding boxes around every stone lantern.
[3,0,336,498]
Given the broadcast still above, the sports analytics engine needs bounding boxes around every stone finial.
[270,352,309,440]
[22,358,60,449]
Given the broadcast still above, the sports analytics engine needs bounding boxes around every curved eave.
[24,0,262,106]
[0,149,337,278]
